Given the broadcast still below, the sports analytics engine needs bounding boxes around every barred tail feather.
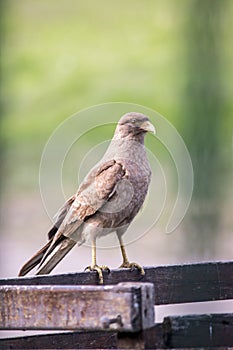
[18,240,52,276]
[36,238,77,275]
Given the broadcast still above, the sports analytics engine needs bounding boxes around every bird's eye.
[131,119,136,123]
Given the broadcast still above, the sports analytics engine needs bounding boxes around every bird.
[18,112,155,283]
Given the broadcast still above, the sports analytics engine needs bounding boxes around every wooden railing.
[0,261,232,349]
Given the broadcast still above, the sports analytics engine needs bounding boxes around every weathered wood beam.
[1,261,232,304]
[0,282,154,332]
[1,313,232,349]
[117,313,233,348]
[0,331,118,349]
[162,313,233,348]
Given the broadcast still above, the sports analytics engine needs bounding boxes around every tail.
[18,240,52,276]
[18,237,77,276]
[18,195,78,277]
[36,237,76,275]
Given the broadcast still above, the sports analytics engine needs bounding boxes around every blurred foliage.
[181,0,233,255]
[1,0,185,142]
[1,0,189,190]
[0,0,6,199]
[0,0,232,256]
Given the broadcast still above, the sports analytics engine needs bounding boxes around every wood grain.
[0,261,232,348]
[1,314,232,349]
[0,282,154,332]
[1,261,232,304]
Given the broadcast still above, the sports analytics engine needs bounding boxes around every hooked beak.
[140,120,156,134]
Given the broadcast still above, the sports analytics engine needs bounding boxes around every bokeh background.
[0,0,232,333]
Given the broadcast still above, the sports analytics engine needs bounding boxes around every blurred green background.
[0,0,232,279]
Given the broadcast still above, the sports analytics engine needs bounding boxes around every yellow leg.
[118,235,145,275]
[85,237,109,284]
[91,237,97,266]
[118,235,130,265]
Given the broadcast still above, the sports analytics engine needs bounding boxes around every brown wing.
[39,159,125,263]
[47,159,118,240]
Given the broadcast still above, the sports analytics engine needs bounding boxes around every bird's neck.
[113,131,145,145]
[105,134,147,164]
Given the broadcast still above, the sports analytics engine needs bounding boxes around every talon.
[84,265,110,284]
[119,262,145,275]
[101,265,110,273]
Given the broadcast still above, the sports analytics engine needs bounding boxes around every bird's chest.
[122,158,151,185]
[119,160,151,207]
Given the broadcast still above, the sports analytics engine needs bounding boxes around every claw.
[119,261,145,275]
[85,265,110,284]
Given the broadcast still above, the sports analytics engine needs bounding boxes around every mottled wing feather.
[57,159,125,237]
[46,162,116,240]
[40,160,125,262]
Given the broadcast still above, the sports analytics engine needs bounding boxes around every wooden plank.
[0,331,118,349]
[1,261,232,304]
[109,313,233,349]
[162,313,233,348]
[0,282,154,332]
[1,314,232,349]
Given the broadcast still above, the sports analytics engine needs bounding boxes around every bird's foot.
[119,261,145,276]
[85,265,110,284]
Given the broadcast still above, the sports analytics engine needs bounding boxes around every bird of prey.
[19,112,155,283]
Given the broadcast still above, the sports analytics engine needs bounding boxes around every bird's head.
[114,112,155,141]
